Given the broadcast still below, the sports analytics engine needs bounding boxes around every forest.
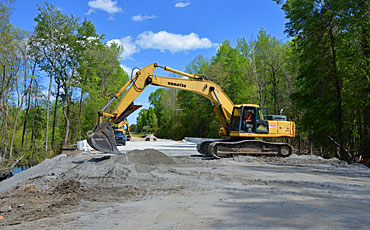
[0,1,129,165]
[1,0,369,166]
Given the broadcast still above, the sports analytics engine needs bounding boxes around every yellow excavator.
[114,119,132,141]
[87,63,295,158]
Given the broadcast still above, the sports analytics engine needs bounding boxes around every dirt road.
[1,139,370,229]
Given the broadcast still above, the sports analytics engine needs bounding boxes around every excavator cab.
[230,105,269,134]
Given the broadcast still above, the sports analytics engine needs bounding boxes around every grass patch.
[131,132,148,138]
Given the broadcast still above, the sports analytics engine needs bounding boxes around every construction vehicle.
[113,128,126,146]
[114,119,132,141]
[87,63,295,158]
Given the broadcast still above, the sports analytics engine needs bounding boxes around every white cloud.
[107,36,139,60]
[120,64,132,75]
[42,90,56,101]
[175,2,190,8]
[108,31,214,59]
[120,64,140,76]
[136,31,212,53]
[131,14,158,22]
[87,0,122,14]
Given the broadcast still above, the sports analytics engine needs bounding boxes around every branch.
[328,135,353,160]
[5,154,25,172]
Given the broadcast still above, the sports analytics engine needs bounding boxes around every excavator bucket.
[87,122,121,154]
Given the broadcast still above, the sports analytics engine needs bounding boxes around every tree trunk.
[21,61,36,148]
[272,68,278,115]
[0,62,6,111]
[252,49,263,105]
[21,93,30,147]
[363,94,370,161]
[78,71,89,140]
[361,3,370,162]
[63,68,74,147]
[10,55,30,158]
[0,63,6,157]
[31,95,38,147]
[308,127,313,155]
[51,79,61,151]
[45,52,55,157]
[9,107,21,158]
[328,19,344,160]
[63,89,70,146]
[2,96,10,158]
[78,89,84,141]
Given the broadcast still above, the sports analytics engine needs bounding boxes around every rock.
[0,205,12,213]
[18,203,24,208]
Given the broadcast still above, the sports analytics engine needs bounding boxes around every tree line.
[0,1,128,164]
[136,0,370,163]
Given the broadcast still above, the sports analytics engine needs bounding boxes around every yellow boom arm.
[98,63,235,135]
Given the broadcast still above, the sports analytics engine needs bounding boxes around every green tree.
[80,42,128,139]
[29,1,75,156]
[275,0,370,161]
[136,108,155,134]
[75,19,103,140]
[254,29,288,114]
[129,123,137,133]
[0,0,15,159]
[8,28,35,159]
[177,55,219,138]
[148,88,166,128]
[211,40,250,104]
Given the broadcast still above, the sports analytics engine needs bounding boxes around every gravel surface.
[1,138,370,229]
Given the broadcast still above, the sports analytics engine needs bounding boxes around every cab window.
[256,108,269,133]
[114,130,124,136]
[230,107,241,131]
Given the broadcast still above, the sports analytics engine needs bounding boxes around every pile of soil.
[0,149,177,226]
[126,149,175,165]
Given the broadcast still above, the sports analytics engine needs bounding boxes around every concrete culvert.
[126,149,175,165]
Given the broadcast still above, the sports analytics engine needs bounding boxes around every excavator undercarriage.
[197,139,293,159]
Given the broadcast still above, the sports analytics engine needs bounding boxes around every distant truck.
[113,128,126,146]
[116,120,132,141]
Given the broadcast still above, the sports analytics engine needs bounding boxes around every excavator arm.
[87,63,235,153]
[116,119,132,140]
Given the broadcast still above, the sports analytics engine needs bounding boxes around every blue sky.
[10,0,287,125]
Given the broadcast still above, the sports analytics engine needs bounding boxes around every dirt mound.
[126,149,175,165]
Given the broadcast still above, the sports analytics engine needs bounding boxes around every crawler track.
[197,140,293,159]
